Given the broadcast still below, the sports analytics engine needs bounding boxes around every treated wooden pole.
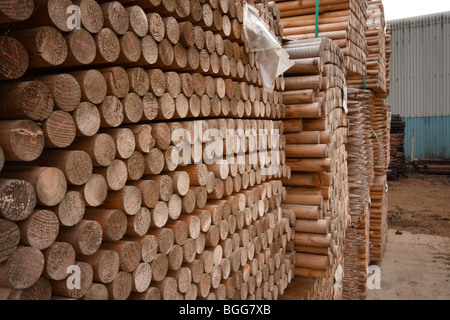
[0,219,20,263]
[0,36,28,80]
[0,246,44,290]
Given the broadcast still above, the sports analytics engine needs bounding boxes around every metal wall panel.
[387,12,450,118]
[387,12,450,160]
[403,116,450,160]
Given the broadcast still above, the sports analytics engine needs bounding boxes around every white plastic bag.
[243,3,294,92]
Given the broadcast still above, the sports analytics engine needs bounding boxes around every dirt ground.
[387,171,450,237]
[366,171,450,300]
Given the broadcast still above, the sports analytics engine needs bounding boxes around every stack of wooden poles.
[274,0,368,76]
[413,159,450,175]
[388,114,405,180]
[385,23,391,96]
[341,88,373,300]
[348,0,386,92]
[0,0,298,300]
[343,0,391,292]
[276,0,392,300]
[368,96,390,262]
[278,37,349,300]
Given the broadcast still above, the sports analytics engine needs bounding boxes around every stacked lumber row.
[277,37,349,300]
[0,0,298,300]
[275,0,368,76]
[252,0,285,43]
[368,96,390,262]
[368,10,391,260]
[348,0,386,92]
[384,23,392,96]
[342,89,373,300]
[413,159,450,175]
[388,114,406,180]
[341,1,391,267]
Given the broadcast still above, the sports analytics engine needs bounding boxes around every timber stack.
[0,0,298,300]
[276,0,392,300]
[388,114,405,180]
[341,88,373,300]
[368,99,391,263]
[413,159,450,175]
[344,0,391,280]
[347,0,386,92]
[279,37,350,300]
[275,0,368,76]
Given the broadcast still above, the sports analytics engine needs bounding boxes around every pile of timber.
[368,96,390,262]
[413,159,450,175]
[348,0,386,92]
[346,0,391,266]
[278,37,349,300]
[342,89,373,300]
[0,0,297,300]
[275,0,368,76]
[385,23,391,95]
[388,114,406,180]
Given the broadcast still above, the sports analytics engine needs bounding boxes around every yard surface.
[366,172,450,300]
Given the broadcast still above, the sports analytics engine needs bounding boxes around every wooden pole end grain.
[41,242,76,281]
[0,36,29,80]
[71,69,108,105]
[82,283,109,300]
[71,102,100,138]
[100,66,130,99]
[42,110,77,148]
[0,0,34,24]
[72,0,104,34]
[12,26,68,69]
[100,1,129,36]
[0,120,45,162]
[37,73,81,113]
[146,12,165,43]
[150,201,169,228]
[2,277,52,300]
[162,16,180,45]
[83,208,127,242]
[138,35,158,66]
[17,209,60,250]
[126,207,151,237]
[0,246,44,290]
[94,159,128,191]
[70,133,116,167]
[118,31,141,64]
[147,69,166,98]
[93,28,120,64]
[126,68,149,98]
[64,28,97,66]
[0,219,20,263]
[163,71,180,99]
[0,166,67,207]
[50,190,85,228]
[0,179,36,222]
[0,81,54,122]
[126,6,148,38]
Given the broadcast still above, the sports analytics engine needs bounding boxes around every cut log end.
[0,36,28,80]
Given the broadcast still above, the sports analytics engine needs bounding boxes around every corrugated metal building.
[387,12,450,161]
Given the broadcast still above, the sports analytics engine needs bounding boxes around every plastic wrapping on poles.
[243,3,294,92]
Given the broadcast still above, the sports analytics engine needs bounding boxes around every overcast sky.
[382,0,450,21]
